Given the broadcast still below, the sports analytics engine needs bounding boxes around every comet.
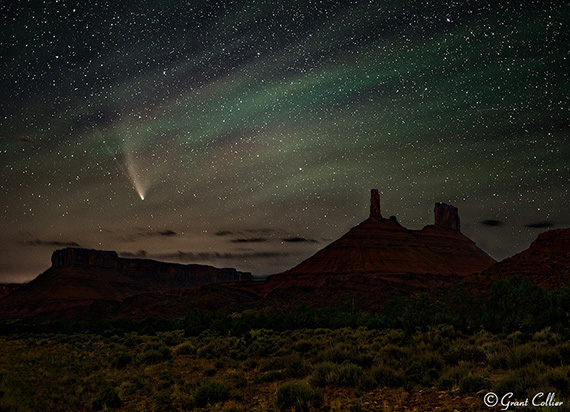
[125,148,147,201]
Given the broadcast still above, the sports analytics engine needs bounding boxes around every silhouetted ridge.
[474,228,570,289]
[274,191,494,279]
[0,248,251,318]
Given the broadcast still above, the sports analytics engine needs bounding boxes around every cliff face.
[474,228,570,289]
[51,248,251,284]
[260,191,495,298]
[274,204,493,279]
[0,284,20,299]
[0,248,251,318]
[434,203,460,231]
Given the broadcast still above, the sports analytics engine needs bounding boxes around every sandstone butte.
[255,189,496,298]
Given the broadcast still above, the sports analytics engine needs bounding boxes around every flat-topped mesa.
[370,189,382,219]
[50,247,252,282]
[52,248,118,268]
[434,203,461,232]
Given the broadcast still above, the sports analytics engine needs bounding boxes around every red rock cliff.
[0,248,251,318]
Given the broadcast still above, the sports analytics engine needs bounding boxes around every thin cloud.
[480,220,504,227]
[524,221,555,229]
[214,231,234,236]
[22,239,81,247]
[281,237,319,243]
[118,229,178,242]
[230,238,267,243]
[118,250,298,262]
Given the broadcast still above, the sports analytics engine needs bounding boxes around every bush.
[262,370,285,382]
[275,381,323,412]
[194,380,231,407]
[309,362,363,386]
[437,374,455,390]
[92,387,122,410]
[543,367,570,394]
[285,354,310,378]
[197,340,233,359]
[174,342,196,355]
[369,364,406,388]
[444,344,487,364]
[495,367,544,398]
[141,346,172,364]
[291,340,315,354]
[459,374,491,393]
[111,352,132,368]
[489,344,559,370]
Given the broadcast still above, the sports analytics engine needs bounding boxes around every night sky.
[1,1,569,282]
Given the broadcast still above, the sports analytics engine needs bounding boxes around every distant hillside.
[0,248,251,319]
[466,228,570,291]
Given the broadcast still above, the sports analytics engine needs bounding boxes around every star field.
[1,0,569,281]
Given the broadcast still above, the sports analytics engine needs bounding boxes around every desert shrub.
[219,400,248,412]
[558,342,570,363]
[490,344,559,370]
[333,363,363,386]
[319,343,372,367]
[227,372,247,389]
[246,338,277,358]
[92,387,122,410]
[260,356,286,372]
[419,353,445,371]
[197,339,232,359]
[204,366,217,377]
[403,352,444,386]
[111,352,132,368]
[141,346,172,364]
[194,380,231,407]
[438,362,471,388]
[405,360,439,386]
[320,343,356,364]
[543,367,570,394]
[285,353,310,378]
[374,344,409,366]
[357,370,377,390]
[174,342,196,355]
[437,374,455,390]
[444,344,487,364]
[153,393,174,409]
[495,366,544,398]
[309,362,362,386]
[243,358,258,370]
[275,381,323,412]
[157,330,184,346]
[262,370,285,382]
[291,340,315,354]
[309,362,336,386]
[123,332,141,347]
[369,364,406,388]
[380,329,406,345]
[459,374,491,393]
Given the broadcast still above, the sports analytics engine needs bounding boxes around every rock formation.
[272,193,493,279]
[472,228,570,289]
[0,284,20,299]
[0,248,251,318]
[370,189,382,219]
[434,203,460,231]
[254,191,496,306]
